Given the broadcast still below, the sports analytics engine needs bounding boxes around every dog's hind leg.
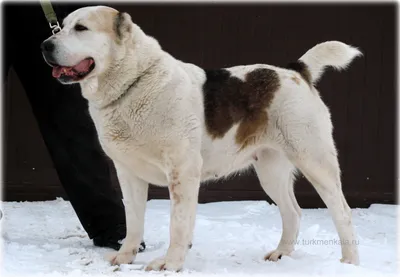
[107,163,149,265]
[253,148,300,261]
[283,130,359,265]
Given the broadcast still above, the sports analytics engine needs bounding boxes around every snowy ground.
[0,198,398,277]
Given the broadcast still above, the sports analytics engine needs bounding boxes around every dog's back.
[197,41,361,182]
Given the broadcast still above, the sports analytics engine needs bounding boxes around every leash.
[40,0,61,34]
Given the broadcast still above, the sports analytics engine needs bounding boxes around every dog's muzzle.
[41,39,58,65]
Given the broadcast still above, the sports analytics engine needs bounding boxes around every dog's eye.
[74,24,88,31]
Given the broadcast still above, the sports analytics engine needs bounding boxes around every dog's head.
[41,6,133,84]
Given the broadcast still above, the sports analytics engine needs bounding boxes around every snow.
[1,198,398,277]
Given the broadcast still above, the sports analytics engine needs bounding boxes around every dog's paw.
[264,249,292,262]
[106,251,135,265]
[340,256,359,265]
[145,256,183,272]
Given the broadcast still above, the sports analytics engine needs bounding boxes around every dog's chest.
[95,110,137,147]
[101,134,168,185]
[90,107,169,185]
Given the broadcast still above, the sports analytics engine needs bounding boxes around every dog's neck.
[80,25,162,109]
[98,60,158,110]
[80,57,141,109]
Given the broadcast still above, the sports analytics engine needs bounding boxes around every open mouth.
[50,58,95,82]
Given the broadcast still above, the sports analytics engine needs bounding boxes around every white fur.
[299,41,362,84]
[43,6,361,271]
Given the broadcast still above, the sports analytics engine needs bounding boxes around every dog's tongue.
[74,58,93,72]
[52,59,93,78]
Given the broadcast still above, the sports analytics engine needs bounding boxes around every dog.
[41,6,362,271]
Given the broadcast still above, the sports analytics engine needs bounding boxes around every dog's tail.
[288,41,362,85]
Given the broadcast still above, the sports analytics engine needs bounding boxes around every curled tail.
[288,41,362,85]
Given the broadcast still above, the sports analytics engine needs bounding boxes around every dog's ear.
[114,12,132,42]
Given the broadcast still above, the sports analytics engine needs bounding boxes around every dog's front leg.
[145,156,201,272]
[107,162,148,265]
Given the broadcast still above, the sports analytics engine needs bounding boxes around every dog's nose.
[41,40,55,53]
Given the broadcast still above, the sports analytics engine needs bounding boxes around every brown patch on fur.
[291,75,301,85]
[80,8,131,45]
[170,183,181,204]
[84,7,119,39]
[286,60,312,86]
[169,170,181,204]
[253,154,258,161]
[170,169,179,181]
[104,117,130,142]
[113,12,132,44]
[236,112,269,150]
[114,12,124,41]
[109,128,129,141]
[203,68,280,149]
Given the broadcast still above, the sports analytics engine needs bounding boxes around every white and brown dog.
[41,6,362,271]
